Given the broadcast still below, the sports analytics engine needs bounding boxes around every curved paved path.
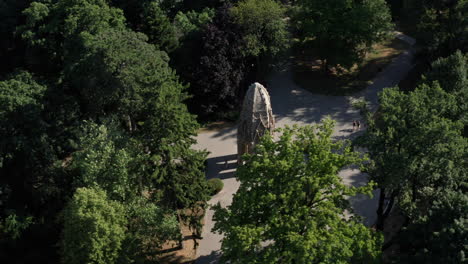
[193,33,415,264]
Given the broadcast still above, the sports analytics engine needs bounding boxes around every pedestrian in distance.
[357,120,361,130]
[353,120,356,131]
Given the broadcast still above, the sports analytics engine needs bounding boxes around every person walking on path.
[353,120,356,131]
[357,120,361,130]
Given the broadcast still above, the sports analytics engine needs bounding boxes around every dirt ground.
[292,36,410,95]
[159,209,205,264]
[159,224,198,264]
[198,121,236,133]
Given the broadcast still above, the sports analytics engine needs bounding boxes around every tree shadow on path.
[195,250,222,264]
[205,154,238,180]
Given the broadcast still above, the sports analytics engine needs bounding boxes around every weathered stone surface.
[237,82,275,162]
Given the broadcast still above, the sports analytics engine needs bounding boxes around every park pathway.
[193,32,416,264]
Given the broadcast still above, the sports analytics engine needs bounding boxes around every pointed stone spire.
[237,82,275,163]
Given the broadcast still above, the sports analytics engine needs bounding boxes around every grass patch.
[292,37,411,95]
[197,121,236,133]
[197,110,239,133]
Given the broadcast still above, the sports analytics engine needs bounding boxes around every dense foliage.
[404,0,468,59]
[61,187,127,264]
[0,0,210,263]
[357,51,468,262]
[0,0,466,263]
[294,0,393,70]
[214,120,383,263]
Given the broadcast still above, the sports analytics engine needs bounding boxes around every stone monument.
[237,82,275,163]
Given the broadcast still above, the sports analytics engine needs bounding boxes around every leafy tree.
[231,0,289,74]
[357,82,465,230]
[1,212,34,240]
[173,7,215,38]
[64,29,174,120]
[0,71,55,211]
[140,1,179,52]
[61,187,126,264]
[296,0,393,70]
[0,72,75,264]
[188,4,250,116]
[423,51,468,126]
[66,28,210,233]
[69,121,138,202]
[213,120,383,263]
[121,198,181,262]
[415,0,468,58]
[18,0,126,74]
[0,0,31,74]
[424,51,467,92]
[396,190,468,263]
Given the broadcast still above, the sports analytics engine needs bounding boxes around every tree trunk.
[383,191,397,218]
[177,211,184,249]
[376,188,386,230]
[322,59,328,74]
[127,115,133,133]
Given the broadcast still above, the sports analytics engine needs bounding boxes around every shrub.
[207,178,224,195]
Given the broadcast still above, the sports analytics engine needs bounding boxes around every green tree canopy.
[214,120,382,263]
[122,198,181,262]
[140,1,179,52]
[0,71,59,213]
[415,0,468,58]
[357,82,465,230]
[187,4,250,116]
[296,0,393,70]
[397,190,468,263]
[18,0,126,73]
[61,187,127,264]
[173,7,215,38]
[65,28,210,233]
[69,121,138,202]
[65,29,178,120]
[231,0,289,59]
[423,51,468,126]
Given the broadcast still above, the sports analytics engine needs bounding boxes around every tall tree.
[415,0,468,58]
[296,0,393,71]
[214,120,382,263]
[188,4,250,116]
[0,71,58,214]
[64,29,176,119]
[396,190,468,263]
[357,82,465,231]
[61,187,126,264]
[69,121,138,202]
[140,1,179,52]
[17,0,126,74]
[423,51,468,127]
[0,0,31,74]
[231,0,289,76]
[67,121,186,262]
[122,198,181,262]
[66,28,210,233]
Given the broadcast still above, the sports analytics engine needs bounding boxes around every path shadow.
[348,190,379,227]
[339,128,354,133]
[196,250,222,264]
[341,164,378,227]
[205,154,238,180]
[209,125,237,141]
[268,73,360,127]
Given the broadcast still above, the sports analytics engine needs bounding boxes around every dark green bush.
[207,178,224,195]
